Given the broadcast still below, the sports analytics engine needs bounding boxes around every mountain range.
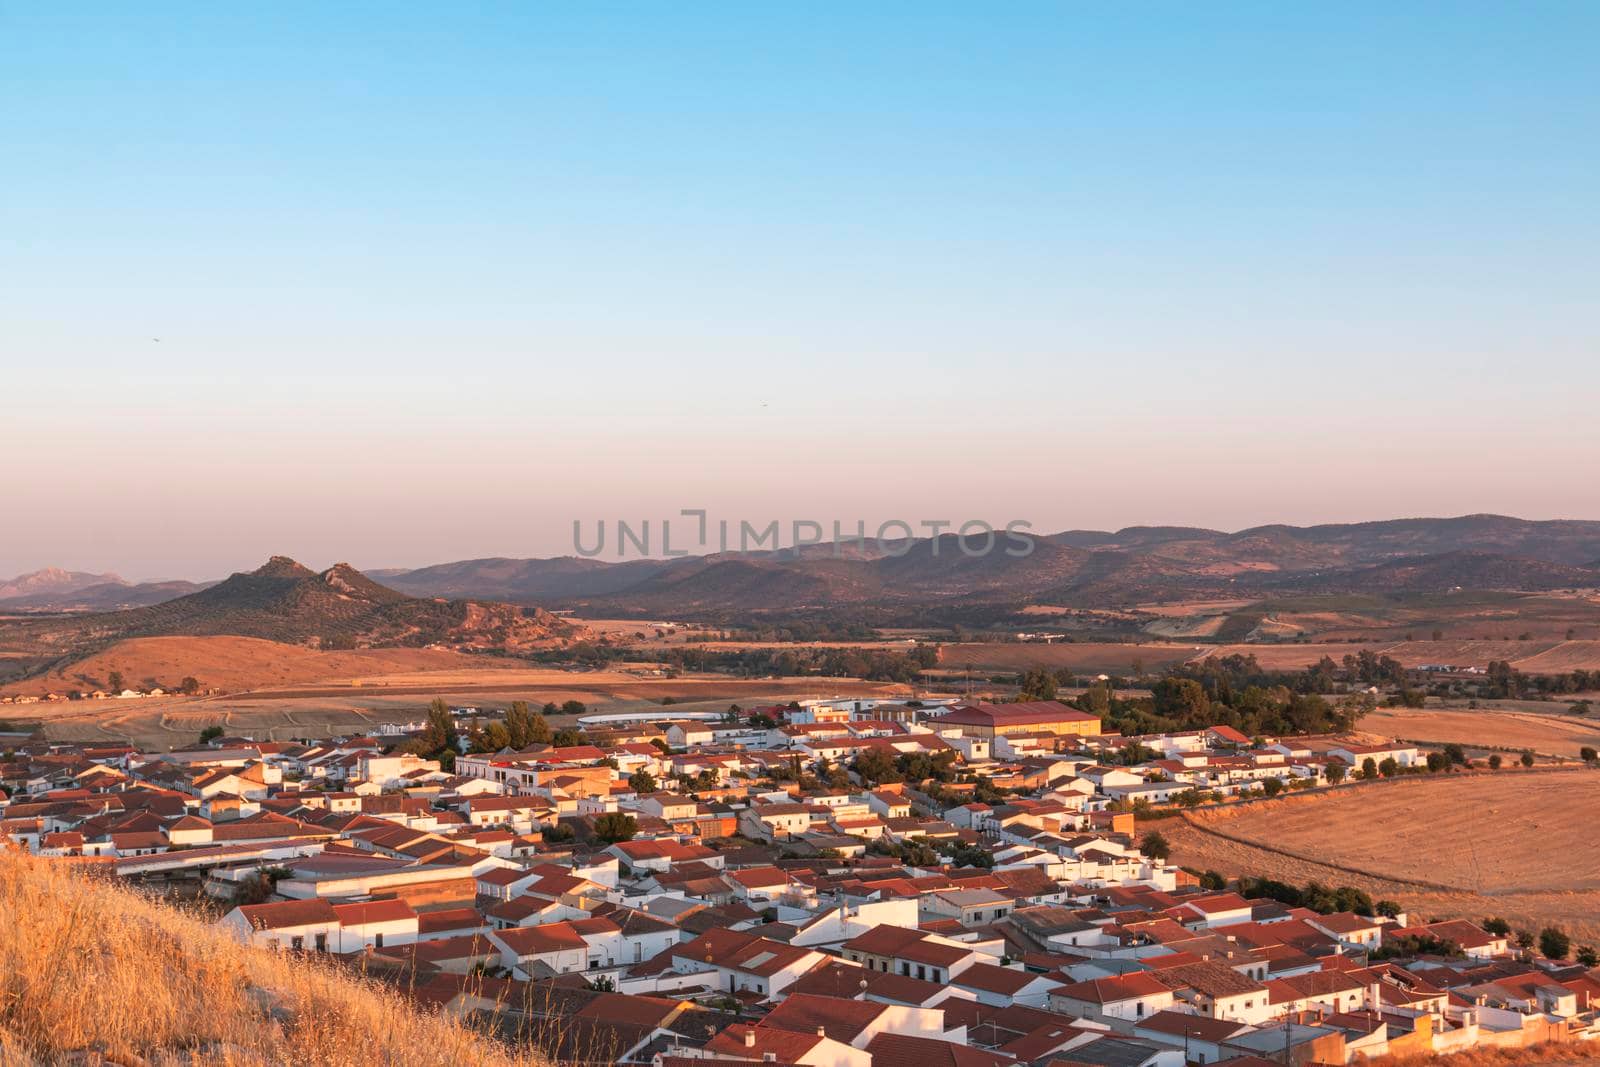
[0,568,213,612]
[370,515,1600,619]
[7,516,1600,626]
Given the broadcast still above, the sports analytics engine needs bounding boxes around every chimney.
[817,1026,827,1038]
[744,1028,756,1049]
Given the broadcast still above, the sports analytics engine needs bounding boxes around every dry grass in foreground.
[0,847,545,1066]
[1370,1039,1600,1067]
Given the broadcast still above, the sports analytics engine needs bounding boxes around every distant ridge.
[0,567,125,601]
[373,514,1600,617]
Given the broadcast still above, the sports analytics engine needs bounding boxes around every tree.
[1325,762,1347,785]
[107,671,124,693]
[1262,777,1284,797]
[1539,927,1571,960]
[1152,678,1211,723]
[1019,668,1058,701]
[1442,743,1467,766]
[948,843,994,869]
[1482,917,1510,936]
[504,701,534,748]
[1376,900,1402,918]
[593,812,637,843]
[1520,750,1535,768]
[1361,757,1378,781]
[473,721,511,752]
[553,728,585,748]
[1576,945,1599,967]
[1425,752,1447,773]
[560,700,587,716]
[1581,746,1598,764]
[853,748,903,785]
[1378,757,1399,778]
[420,699,458,754]
[198,724,225,745]
[179,676,202,696]
[1488,754,1503,770]
[1139,830,1170,860]
[628,770,657,794]
[1514,929,1535,950]
[1199,870,1228,891]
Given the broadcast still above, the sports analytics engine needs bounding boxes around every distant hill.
[0,567,125,600]
[0,557,573,679]
[374,555,677,601]
[0,566,216,613]
[372,515,1600,619]
[0,578,213,612]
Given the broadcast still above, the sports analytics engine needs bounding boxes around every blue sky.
[4,3,1598,577]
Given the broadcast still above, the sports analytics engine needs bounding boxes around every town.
[4,694,1596,1066]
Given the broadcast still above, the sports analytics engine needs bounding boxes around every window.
[291,936,304,951]
[1137,1003,1145,1017]
[314,933,328,953]
[374,932,384,948]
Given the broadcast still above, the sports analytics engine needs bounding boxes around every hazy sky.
[5,3,1599,580]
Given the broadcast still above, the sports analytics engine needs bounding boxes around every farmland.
[936,642,1199,676]
[1164,769,1600,942]
[1362,705,1600,759]
[16,666,912,750]
[934,636,1600,677]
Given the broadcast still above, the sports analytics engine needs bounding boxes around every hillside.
[375,555,676,601]
[374,515,1600,619]
[0,635,521,697]
[1283,550,1600,595]
[0,558,575,685]
[0,847,544,1065]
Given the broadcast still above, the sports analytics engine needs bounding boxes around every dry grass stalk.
[0,847,551,1066]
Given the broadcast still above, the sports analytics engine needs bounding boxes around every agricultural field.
[1363,705,1600,759]
[937,635,1600,678]
[0,636,514,698]
[1164,769,1600,943]
[936,642,1199,676]
[18,668,911,750]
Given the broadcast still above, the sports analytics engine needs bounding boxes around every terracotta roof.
[235,898,338,931]
[495,921,587,957]
[332,899,417,926]
[1053,971,1174,1004]
[761,993,886,1043]
[867,1032,1014,1067]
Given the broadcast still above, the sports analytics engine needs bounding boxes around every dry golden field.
[1,635,513,697]
[1164,769,1600,943]
[1363,705,1600,758]
[16,667,911,749]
